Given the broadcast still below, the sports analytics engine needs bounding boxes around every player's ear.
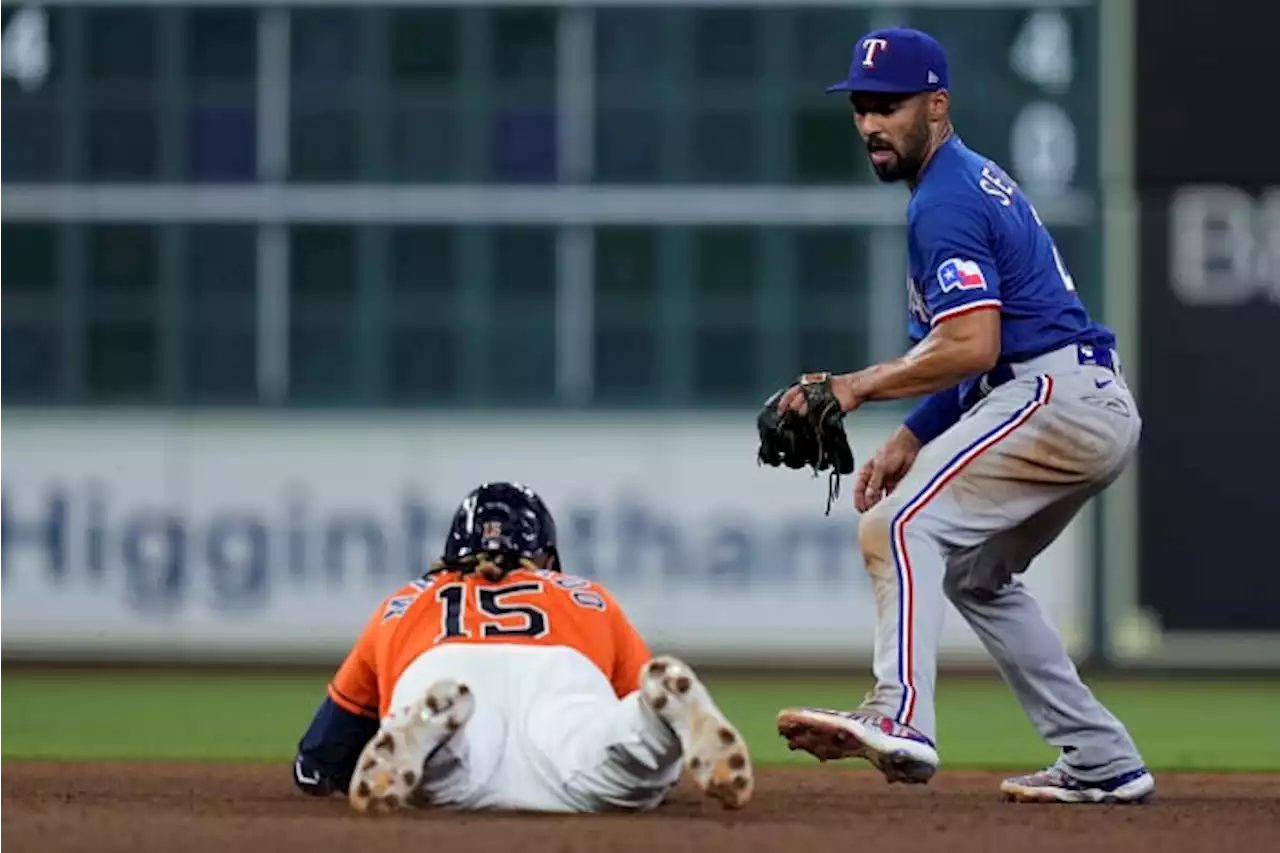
[928,90,949,120]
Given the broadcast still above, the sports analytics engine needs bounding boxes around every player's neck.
[908,123,955,191]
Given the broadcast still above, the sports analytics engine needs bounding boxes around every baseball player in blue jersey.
[773,27,1155,804]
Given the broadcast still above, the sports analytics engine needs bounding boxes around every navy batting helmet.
[435,482,560,577]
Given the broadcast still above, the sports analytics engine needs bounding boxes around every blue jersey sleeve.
[903,386,964,446]
[913,196,1003,327]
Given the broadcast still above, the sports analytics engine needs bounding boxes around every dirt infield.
[4,763,1278,853]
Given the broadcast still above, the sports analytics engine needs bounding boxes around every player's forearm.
[841,333,997,402]
[294,696,379,796]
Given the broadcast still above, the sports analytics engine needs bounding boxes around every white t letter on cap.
[861,38,889,67]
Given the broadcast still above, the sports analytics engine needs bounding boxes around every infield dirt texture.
[5,762,1279,853]
[6,670,1280,851]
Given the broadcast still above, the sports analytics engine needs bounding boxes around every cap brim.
[825,79,934,94]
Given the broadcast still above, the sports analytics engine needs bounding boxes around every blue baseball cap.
[825,27,950,95]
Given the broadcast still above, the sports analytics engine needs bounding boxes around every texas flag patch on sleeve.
[936,257,988,292]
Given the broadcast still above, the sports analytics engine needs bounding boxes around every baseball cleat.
[348,678,474,815]
[640,656,754,810]
[1000,766,1155,804]
[776,707,939,784]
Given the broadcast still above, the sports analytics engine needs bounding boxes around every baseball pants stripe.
[889,375,1054,725]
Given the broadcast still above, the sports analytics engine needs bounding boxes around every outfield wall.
[0,411,1092,666]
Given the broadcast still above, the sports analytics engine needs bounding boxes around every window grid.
[1,3,1100,411]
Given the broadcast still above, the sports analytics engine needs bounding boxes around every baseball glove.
[757,373,856,515]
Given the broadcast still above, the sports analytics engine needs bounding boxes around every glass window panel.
[797,327,867,377]
[291,10,359,80]
[288,226,356,401]
[185,226,255,316]
[693,111,757,182]
[596,228,658,301]
[187,105,256,181]
[490,227,555,403]
[594,228,658,402]
[794,228,865,297]
[86,320,157,399]
[287,224,356,402]
[493,228,555,304]
[791,110,860,182]
[693,11,757,81]
[792,227,870,367]
[693,228,757,298]
[695,326,758,402]
[86,107,159,180]
[85,8,157,80]
[391,228,457,329]
[390,9,458,81]
[694,230,758,393]
[1,102,61,180]
[391,227,456,301]
[87,225,157,298]
[594,323,658,403]
[180,227,256,395]
[289,321,355,401]
[2,224,58,295]
[290,109,357,181]
[792,11,869,87]
[186,327,256,402]
[491,108,556,182]
[490,324,556,403]
[595,10,668,79]
[290,226,357,305]
[2,323,60,402]
[389,104,462,181]
[595,109,662,182]
[186,9,256,81]
[492,9,556,81]
[388,325,456,400]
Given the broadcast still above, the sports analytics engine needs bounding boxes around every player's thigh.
[523,665,637,774]
[944,482,1097,599]
[544,692,679,812]
[516,652,681,811]
[389,645,514,770]
[859,377,1051,556]
[863,376,1117,555]
[389,644,502,712]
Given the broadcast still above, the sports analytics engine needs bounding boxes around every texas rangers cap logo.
[861,38,889,67]
[936,258,988,292]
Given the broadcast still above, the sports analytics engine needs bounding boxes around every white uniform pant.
[388,644,683,812]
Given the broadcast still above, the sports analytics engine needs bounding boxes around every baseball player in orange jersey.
[292,481,753,814]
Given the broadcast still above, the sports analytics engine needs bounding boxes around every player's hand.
[776,373,863,416]
[854,428,922,512]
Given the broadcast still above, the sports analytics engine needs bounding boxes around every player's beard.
[866,118,932,183]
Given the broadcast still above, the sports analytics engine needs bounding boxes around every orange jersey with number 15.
[326,568,652,720]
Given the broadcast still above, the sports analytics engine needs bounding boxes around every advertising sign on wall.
[1,412,1091,665]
